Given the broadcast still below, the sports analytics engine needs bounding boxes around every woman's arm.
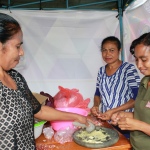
[99,99,134,120]
[109,99,134,112]
[118,117,150,136]
[34,105,88,125]
[90,95,101,116]
[139,121,150,136]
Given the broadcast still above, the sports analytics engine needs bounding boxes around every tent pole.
[6,0,54,8]
[118,0,124,61]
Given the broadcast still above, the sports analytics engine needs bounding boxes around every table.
[36,121,132,150]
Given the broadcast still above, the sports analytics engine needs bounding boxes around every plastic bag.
[40,91,54,108]
[43,126,54,140]
[54,127,76,144]
[54,86,90,111]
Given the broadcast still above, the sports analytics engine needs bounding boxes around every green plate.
[34,120,47,128]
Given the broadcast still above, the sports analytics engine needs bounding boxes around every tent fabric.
[124,0,150,63]
[0,0,149,107]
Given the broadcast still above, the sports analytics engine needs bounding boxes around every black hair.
[130,32,150,56]
[0,13,21,44]
[101,36,121,51]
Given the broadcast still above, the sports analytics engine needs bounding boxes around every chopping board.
[73,126,119,149]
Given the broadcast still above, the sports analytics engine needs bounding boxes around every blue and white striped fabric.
[95,62,140,113]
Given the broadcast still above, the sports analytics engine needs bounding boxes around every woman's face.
[101,41,120,64]
[134,43,150,75]
[0,30,24,71]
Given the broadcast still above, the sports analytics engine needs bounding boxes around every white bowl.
[34,120,46,139]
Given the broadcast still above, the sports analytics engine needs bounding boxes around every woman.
[111,32,150,150]
[91,36,140,119]
[91,36,140,137]
[0,13,88,150]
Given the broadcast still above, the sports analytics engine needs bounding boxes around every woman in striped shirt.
[91,36,140,137]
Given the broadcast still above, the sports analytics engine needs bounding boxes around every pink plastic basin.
[51,107,88,131]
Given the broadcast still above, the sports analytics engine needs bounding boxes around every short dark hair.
[101,36,121,51]
[0,13,21,44]
[130,32,150,56]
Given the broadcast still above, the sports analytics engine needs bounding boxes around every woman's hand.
[110,112,120,125]
[110,111,133,125]
[90,106,102,117]
[117,114,150,136]
[74,115,89,126]
[98,109,114,121]
[118,117,140,131]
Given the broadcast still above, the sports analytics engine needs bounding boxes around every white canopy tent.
[0,0,149,108]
